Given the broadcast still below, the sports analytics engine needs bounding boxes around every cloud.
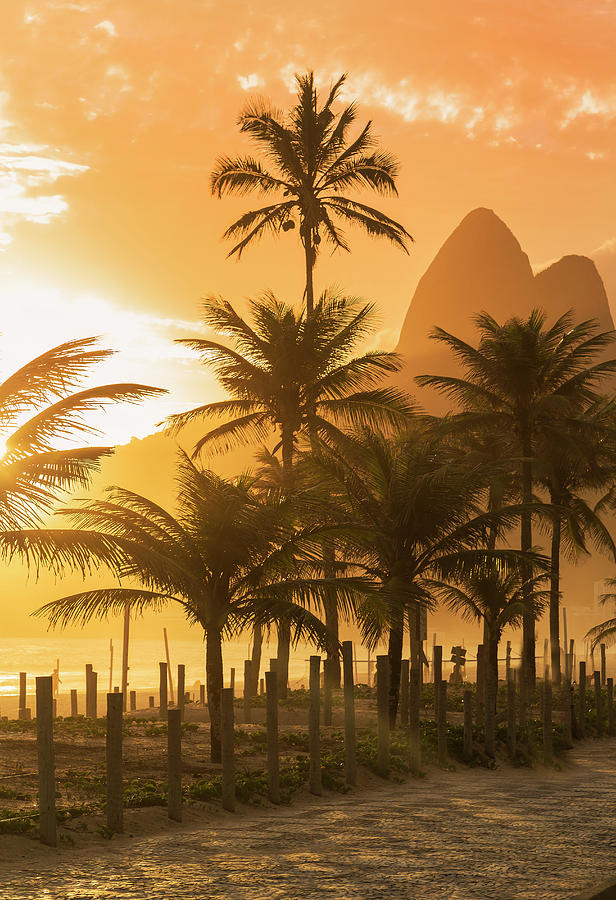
[93,19,117,37]
[237,73,264,92]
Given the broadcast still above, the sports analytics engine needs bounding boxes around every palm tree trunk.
[303,231,314,315]
[277,426,295,698]
[250,623,262,696]
[206,626,223,763]
[388,614,404,728]
[520,432,536,687]
[549,490,562,685]
[324,548,341,689]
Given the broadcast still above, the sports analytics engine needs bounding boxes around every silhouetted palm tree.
[165,291,413,692]
[310,425,531,724]
[0,337,164,563]
[211,72,412,311]
[417,310,616,684]
[435,569,546,755]
[35,454,361,761]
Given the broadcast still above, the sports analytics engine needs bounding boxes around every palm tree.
[164,291,413,693]
[536,399,616,683]
[586,580,616,651]
[211,71,412,312]
[35,454,362,761]
[434,568,547,755]
[0,336,164,552]
[309,425,532,725]
[417,310,616,684]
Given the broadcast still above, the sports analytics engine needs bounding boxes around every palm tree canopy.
[163,291,414,465]
[211,71,412,262]
[34,452,368,643]
[0,336,165,534]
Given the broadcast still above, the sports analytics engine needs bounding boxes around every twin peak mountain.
[396,207,613,409]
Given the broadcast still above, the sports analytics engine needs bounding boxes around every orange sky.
[0,0,615,442]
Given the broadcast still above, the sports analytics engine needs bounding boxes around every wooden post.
[230,667,236,696]
[265,670,280,803]
[507,680,516,757]
[399,659,410,728]
[376,655,390,777]
[35,676,56,847]
[433,644,442,722]
[506,641,512,683]
[409,664,421,771]
[129,690,136,712]
[568,639,575,686]
[309,656,322,796]
[167,708,182,822]
[579,661,586,738]
[519,666,527,738]
[562,681,573,748]
[109,638,113,693]
[199,683,205,705]
[594,670,603,736]
[243,660,252,725]
[148,695,155,708]
[70,689,78,717]
[476,645,485,728]
[543,680,553,765]
[607,677,614,737]
[19,671,26,718]
[159,662,168,720]
[85,664,93,718]
[563,608,568,681]
[367,647,373,688]
[177,664,185,722]
[90,671,97,719]
[437,680,447,766]
[259,678,264,696]
[353,642,359,685]
[323,659,333,727]
[463,688,473,757]
[163,628,175,705]
[601,644,607,687]
[342,642,356,787]
[106,692,123,833]
[221,687,235,812]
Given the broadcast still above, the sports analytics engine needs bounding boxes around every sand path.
[1,741,615,900]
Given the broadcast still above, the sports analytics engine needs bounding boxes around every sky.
[0,0,615,445]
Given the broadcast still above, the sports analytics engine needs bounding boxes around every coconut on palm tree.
[35,453,363,761]
[0,336,164,565]
[211,71,412,312]
[164,290,413,693]
[417,310,616,684]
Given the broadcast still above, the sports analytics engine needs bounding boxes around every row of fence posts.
[29,640,616,846]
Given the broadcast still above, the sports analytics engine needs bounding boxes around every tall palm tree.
[434,568,547,755]
[35,454,362,761]
[165,291,413,692]
[309,425,532,725]
[211,71,412,312]
[536,399,616,683]
[0,336,164,551]
[417,310,616,684]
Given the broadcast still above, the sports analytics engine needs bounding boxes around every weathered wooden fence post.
[409,664,422,771]
[70,689,78,717]
[506,641,512,684]
[159,662,168,720]
[243,660,252,725]
[507,679,516,757]
[221,687,235,812]
[86,664,98,718]
[230,667,235,697]
[199,684,205,705]
[579,660,586,738]
[19,672,27,719]
[167,707,182,822]
[323,658,333,727]
[607,677,614,737]
[36,676,56,847]
[543,680,553,765]
[594,670,603,736]
[433,645,442,721]
[476,645,485,728]
[463,687,473,758]
[148,695,155,709]
[309,655,322,796]
[106,692,123,833]
[177,664,185,722]
[129,690,136,712]
[562,682,573,748]
[437,680,447,766]
[399,659,410,728]
[376,655,390,777]
[519,667,527,740]
[342,641,357,787]
[601,643,607,687]
[260,678,265,696]
[265,670,280,804]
